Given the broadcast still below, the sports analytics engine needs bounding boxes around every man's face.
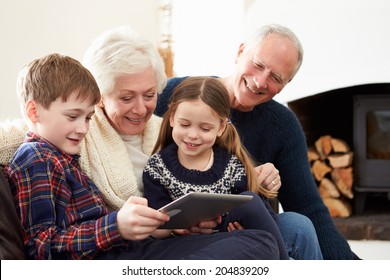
[231,34,299,111]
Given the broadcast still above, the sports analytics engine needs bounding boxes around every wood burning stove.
[353,94,390,213]
[288,83,390,215]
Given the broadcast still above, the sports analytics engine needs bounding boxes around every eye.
[144,93,156,101]
[254,62,265,71]
[121,96,134,102]
[271,75,282,84]
[67,115,78,120]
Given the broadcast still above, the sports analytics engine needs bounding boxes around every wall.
[2,0,390,119]
[0,0,160,120]
[170,0,390,105]
[244,0,390,104]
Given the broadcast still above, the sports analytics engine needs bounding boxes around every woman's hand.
[117,196,169,240]
[255,162,281,192]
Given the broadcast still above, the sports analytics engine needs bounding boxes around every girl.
[143,76,289,259]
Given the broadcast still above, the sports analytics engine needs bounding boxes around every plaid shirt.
[3,132,125,259]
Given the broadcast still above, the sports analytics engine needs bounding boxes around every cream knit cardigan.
[0,106,162,211]
[80,106,162,210]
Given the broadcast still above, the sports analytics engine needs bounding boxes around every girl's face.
[99,67,157,136]
[169,99,226,166]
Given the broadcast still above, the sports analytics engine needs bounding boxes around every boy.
[3,53,280,260]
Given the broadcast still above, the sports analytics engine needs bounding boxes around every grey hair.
[245,24,304,78]
[83,26,167,95]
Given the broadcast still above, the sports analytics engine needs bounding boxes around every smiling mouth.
[68,138,81,144]
[245,79,263,95]
[125,117,143,123]
[184,141,200,147]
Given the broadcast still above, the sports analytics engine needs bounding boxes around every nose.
[253,73,268,89]
[131,96,147,115]
[187,128,199,139]
[76,120,89,135]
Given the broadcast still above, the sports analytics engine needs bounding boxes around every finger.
[267,178,281,192]
[233,221,244,230]
[256,163,277,185]
[227,223,235,232]
[126,196,148,206]
[198,219,218,229]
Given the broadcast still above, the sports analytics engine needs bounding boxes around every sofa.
[0,165,25,259]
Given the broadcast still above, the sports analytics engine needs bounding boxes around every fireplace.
[287,83,390,215]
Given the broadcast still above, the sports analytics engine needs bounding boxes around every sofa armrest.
[0,166,25,259]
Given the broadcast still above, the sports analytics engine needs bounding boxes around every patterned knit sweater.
[143,143,248,210]
[155,76,357,260]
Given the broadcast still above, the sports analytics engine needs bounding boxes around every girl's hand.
[227,221,244,232]
[189,216,222,234]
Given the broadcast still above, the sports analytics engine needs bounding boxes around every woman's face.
[100,67,157,136]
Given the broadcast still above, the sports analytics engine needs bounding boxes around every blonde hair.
[153,76,276,198]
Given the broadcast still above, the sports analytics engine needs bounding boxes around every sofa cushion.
[0,119,26,165]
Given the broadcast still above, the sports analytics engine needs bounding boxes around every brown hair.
[17,53,100,113]
[153,76,276,198]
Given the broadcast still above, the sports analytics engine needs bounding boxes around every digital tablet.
[158,192,253,229]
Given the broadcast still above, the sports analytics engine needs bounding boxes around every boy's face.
[32,91,95,155]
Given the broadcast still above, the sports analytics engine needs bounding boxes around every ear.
[235,43,246,64]
[98,98,104,108]
[25,100,39,123]
[169,114,174,128]
[217,119,228,137]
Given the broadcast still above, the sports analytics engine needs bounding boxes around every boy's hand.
[117,196,169,240]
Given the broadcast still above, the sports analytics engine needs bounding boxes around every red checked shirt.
[3,132,125,259]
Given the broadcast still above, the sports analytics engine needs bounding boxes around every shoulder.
[6,141,57,177]
[252,100,303,135]
[257,100,298,122]
[155,76,189,116]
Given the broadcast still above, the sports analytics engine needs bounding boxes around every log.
[318,178,340,198]
[311,160,332,181]
[315,135,333,160]
[330,138,350,153]
[323,197,352,217]
[308,147,320,162]
[327,152,354,168]
[331,167,354,199]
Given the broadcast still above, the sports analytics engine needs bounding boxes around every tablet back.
[158,192,253,229]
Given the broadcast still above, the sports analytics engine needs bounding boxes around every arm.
[274,107,356,259]
[143,158,177,238]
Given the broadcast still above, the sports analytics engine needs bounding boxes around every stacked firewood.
[308,135,354,217]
